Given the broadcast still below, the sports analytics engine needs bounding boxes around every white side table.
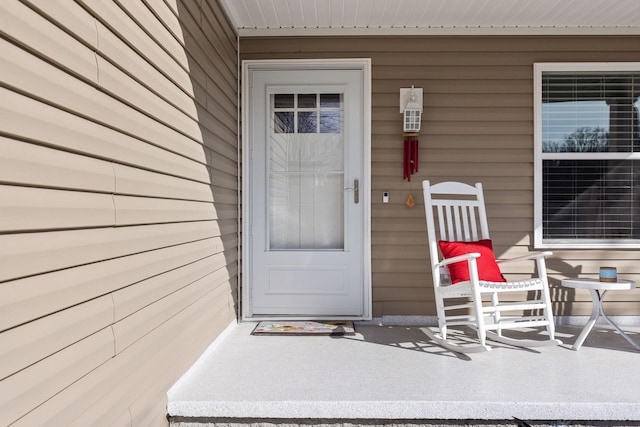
[561,277,639,351]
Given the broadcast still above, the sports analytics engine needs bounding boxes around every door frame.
[241,58,372,321]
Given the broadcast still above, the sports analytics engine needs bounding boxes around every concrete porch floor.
[167,320,640,425]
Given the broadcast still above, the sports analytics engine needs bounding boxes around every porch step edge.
[167,400,640,422]
[170,418,640,427]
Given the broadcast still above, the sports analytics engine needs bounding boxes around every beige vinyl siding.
[0,1,237,426]
[241,35,640,318]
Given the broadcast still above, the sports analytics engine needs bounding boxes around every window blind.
[541,71,640,242]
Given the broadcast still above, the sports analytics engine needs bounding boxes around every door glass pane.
[320,93,341,108]
[298,111,317,133]
[274,94,294,108]
[274,112,294,133]
[320,111,341,133]
[298,93,317,108]
[269,92,345,250]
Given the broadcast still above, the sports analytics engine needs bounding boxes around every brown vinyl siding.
[241,35,640,318]
[3,1,640,422]
[0,0,237,426]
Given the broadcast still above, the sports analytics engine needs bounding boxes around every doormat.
[251,321,356,336]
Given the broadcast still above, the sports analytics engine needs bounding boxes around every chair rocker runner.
[421,180,561,353]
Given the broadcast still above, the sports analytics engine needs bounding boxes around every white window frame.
[534,62,640,249]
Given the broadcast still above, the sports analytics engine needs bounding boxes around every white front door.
[242,60,370,319]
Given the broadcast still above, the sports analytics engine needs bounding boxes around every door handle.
[345,179,359,204]
[354,179,359,204]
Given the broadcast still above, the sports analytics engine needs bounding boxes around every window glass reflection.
[274,112,294,133]
[320,111,341,133]
[543,159,639,239]
[274,94,294,108]
[298,94,316,108]
[320,94,341,108]
[542,73,640,153]
[298,112,317,133]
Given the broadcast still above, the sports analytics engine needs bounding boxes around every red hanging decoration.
[403,133,419,181]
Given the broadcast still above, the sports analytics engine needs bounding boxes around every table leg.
[598,291,640,351]
[573,289,640,351]
[572,289,600,350]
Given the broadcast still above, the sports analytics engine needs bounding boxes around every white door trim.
[241,58,372,320]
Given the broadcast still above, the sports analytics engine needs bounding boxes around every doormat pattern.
[251,321,356,336]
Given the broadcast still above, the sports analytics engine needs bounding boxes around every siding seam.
[111,161,117,226]
[93,17,100,83]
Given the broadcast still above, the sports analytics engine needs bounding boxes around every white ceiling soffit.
[219,0,640,36]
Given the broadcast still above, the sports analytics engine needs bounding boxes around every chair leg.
[491,292,502,336]
[435,295,448,339]
[440,322,448,340]
[536,259,558,342]
[471,291,487,347]
[542,287,557,341]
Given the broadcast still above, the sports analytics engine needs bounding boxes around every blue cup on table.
[599,267,617,282]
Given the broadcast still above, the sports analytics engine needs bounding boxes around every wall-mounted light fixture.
[400,86,423,184]
[400,86,423,132]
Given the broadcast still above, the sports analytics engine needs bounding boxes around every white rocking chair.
[421,180,561,353]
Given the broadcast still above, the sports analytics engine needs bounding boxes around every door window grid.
[274,93,343,134]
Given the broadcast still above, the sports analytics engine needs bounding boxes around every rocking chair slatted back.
[435,203,484,241]
[424,181,490,271]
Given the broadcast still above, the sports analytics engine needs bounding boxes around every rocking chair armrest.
[437,252,481,268]
[496,251,553,265]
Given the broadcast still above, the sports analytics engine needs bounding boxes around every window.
[269,92,345,249]
[534,63,640,248]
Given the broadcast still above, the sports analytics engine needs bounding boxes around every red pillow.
[438,239,506,284]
